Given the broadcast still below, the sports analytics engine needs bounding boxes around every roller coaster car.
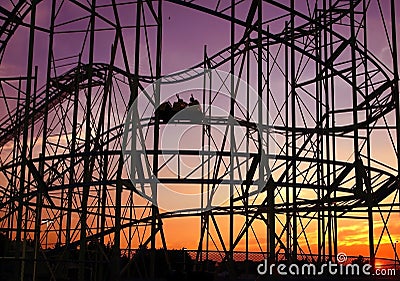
[172,95,188,112]
[155,101,173,122]
[189,94,200,107]
[187,95,203,122]
[155,95,203,123]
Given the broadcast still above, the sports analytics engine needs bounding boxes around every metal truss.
[0,0,399,280]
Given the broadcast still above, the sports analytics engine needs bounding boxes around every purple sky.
[1,1,398,79]
[0,0,400,257]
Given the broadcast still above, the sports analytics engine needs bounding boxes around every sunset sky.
[1,0,400,265]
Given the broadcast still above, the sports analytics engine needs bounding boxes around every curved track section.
[0,1,399,280]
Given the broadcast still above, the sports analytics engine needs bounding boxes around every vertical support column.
[150,0,163,278]
[197,45,208,268]
[349,0,359,169]
[67,54,81,246]
[127,0,142,268]
[256,0,263,254]
[290,0,297,261]
[350,0,369,268]
[284,22,291,261]
[363,0,374,270]
[99,142,108,281]
[33,2,56,279]
[256,0,262,259]
[16,1,37,280]
[229,0,235,277]
[245,38,250,266]
[206,48,211,265]
[391,0,400,269]
[79,1,96,280]
[391,0,400,191]
[266,25,275,263]
[33,150,43,281]
[315,10,322,262]
[94,33,118,280]
[206,52,211,267]
[24,66,37,281]
[323,0,332,262]
[113,157,123,281]
[317,4,326,260]
[329,0,338,261]
[9,77,21,243]
[257,0,264,215]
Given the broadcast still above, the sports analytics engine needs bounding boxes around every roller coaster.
[0,0,399,280]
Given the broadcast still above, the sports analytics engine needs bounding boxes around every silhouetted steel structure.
[0,0,399,280]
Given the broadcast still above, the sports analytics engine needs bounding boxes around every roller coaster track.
[0,63,153,147]
[0,1,398,272]
[1,0,386,151]
[0,62,395,153]
[0,20,396,147]
[0,1,39,59]
[0,17,395,237]
[44,157,399,251]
